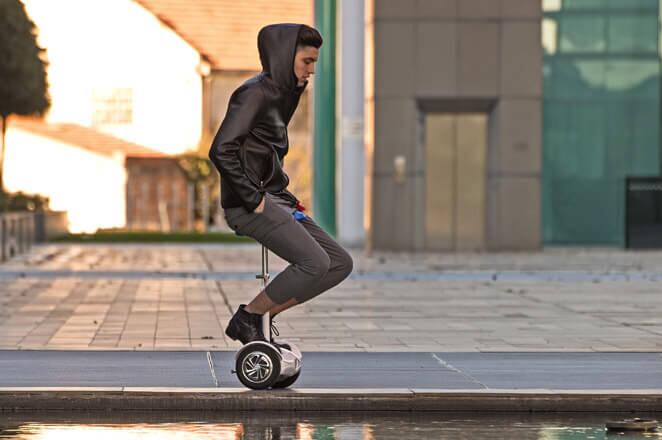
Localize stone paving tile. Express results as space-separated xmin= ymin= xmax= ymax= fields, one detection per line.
xmin=1 ymin=244 xmax=662 ymax=351
xmin=6 ymin=243 xmax=662 ymax=273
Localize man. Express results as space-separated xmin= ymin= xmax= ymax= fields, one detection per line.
xmin=208 ymin=23 xmax=353 ymax=346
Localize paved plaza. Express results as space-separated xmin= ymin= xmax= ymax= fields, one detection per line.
xmin=0 ymin=243 xmax=661 ymax=352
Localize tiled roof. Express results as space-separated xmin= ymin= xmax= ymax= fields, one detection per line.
xmin=11 ymin=116 xmax=167 ymax=158
xmin=133 ymin=0 xmax=313 ymax=71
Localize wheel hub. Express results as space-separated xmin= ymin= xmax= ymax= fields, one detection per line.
xmin=241 ymin=351 xmax=273 ymax=383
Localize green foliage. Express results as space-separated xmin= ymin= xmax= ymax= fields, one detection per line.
xmin=0 ymin=0 xmax=51 ymax=197
xmin=176 ymin=154 xmax=220 ymax=222
xmin=0 ymin=190 xmax=49 ymax=212
xmin=176 ymin=154 xmax=216 ymax=184
xmin=54 ymin=230 xmax=252 ymax=243
xmin=0 ymin=0 xmax=50 ymax=118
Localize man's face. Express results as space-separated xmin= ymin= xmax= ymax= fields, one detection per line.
xmin=293 ymin=45 xmax=319 ymax=86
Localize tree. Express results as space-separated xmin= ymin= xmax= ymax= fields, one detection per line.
xmin=177 ymin=154 xmax=219 ymax=226
xmin=0 ymin=0 xmax=51 ymax=197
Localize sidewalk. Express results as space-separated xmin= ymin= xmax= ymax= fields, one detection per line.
xmin=0 ymin=243 xmax=661 ymax=411
xmin=0 ymin=243 xmax=661 ymax=351
xmin=1 ymin=350 xmax=661 ymax=411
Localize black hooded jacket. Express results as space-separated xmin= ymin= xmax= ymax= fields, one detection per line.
xmin=208 ymin=23 xmax=308 ymax=212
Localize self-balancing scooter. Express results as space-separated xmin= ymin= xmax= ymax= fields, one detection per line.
xmin=231 ymin=244 xmax=303 ymax=390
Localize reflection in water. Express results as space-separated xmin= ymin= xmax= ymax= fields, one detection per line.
xmin=0 ymin=412 xmax=661 ymax=439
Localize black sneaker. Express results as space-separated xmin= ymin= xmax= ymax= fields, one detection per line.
xmin=225 ymin=304 xmax=267 ymax=344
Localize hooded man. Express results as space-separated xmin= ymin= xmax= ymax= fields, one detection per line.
xmin=209 ymin=23 xmax=353 ymax=347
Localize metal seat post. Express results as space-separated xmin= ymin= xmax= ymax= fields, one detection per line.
xmin=255 ymin=243 xmax=270 ymax=340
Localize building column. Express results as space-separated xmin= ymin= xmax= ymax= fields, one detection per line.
xmin=314 ymin=0 xmax=337 ymax=236
xmin=337 ymin=0 xmax=365 ymax=248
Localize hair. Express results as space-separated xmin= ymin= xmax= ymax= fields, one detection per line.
xmin=296 ymin=25 xmax=323 ymax=50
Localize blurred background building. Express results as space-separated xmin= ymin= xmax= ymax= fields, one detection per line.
xmin=541 ymin=0 xmax=660 ymax=247
xmin=3 ymin=0 xmax=661 ymax=252
xmin=5 ymin=0 xmax=312 ymax=234
xmin=371 ymin=0 xmax=660 ymax=251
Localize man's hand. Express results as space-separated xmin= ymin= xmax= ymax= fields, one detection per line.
xmin=254 ymin=196 xmax=266 ymax=213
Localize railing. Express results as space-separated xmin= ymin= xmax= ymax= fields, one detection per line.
xmin=0 ymin=212 xmax=35 ymax=262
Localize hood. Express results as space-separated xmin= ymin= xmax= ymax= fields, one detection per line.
xmin=258 ymin=23 xmax=306 ymax=93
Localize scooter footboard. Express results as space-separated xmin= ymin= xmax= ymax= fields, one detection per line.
xmin=277 ymin=342 xmax=302 ymax=377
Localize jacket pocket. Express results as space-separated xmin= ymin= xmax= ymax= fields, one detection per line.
xmin=239 ymin=147 xmax=262 ymax=190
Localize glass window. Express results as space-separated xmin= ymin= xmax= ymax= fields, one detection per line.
xmin=563 ymin=0 xmax=605 ymax=9
xmin=543 ymin=101 xmax=571 ymax=173
xmin=604 ymin=102 xmax=633 ymax=176
xmin=608 ymin=15 xmax=659 ymax=53
xmin=542 ymin=0 xmax=661 ymax=245
xmin=559 ymin=16 xmax=606 ymax=53
xmin=605 ymin=0 xmax=658 ymax=9
xmin=567 ymin=103 xmax=606 ymax=179
xmin=549 ymin=59 xmax=605 ymax=98
xmin=631 ymin=101 xmax=661 ymax=174
xmin=91 ymin=88 xmax=133 ymax=126
xmin=604 ymin=59 xmax=660 ymax=98
xmin=543 ymin=102 xmax=606 ymax=179
xmin=544 ymin=178 xmax=623 ymax=244
xmin=603 ymin=101 xmax=659 ymax=176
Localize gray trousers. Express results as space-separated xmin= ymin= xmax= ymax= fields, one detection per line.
xmin=223 ymin=192 xmax=353 ymax=305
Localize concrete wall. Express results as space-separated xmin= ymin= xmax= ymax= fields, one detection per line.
xmin=5 ymin=128 xmax=128 ymax=234
xmin=372 ymin=0 xmax=542 ymax=251
xmin=125 ymin=157 xmax=193 ymax=231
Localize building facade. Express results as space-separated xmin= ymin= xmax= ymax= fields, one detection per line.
xmin=372 ymin=0 xmax=542 ymax=251
xmin=5 ymin=117 xmax=165 ymax=233
xmin=371 ymin=0 xmax=661 ymax=251
xmin=542 ymin=0 xmax=661 ymax=246
xmin=20 ymin=0 xmax=205 ymax=155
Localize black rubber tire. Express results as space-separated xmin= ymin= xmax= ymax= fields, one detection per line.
xmin=271 ymin=369 xmax=301 ymax=389
xmin=235 ymin=343 xmax=281 ymax=390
